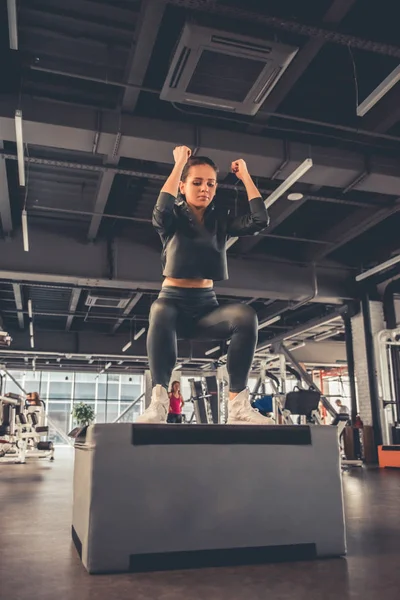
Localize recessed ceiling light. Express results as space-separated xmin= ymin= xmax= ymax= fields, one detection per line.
xmin=287 ymin=193 xmax=304 ymax=201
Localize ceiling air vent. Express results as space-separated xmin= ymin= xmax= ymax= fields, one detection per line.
xmin=85 ymin=293 xmax=131 ymax=310
xmin=160 ymin=24 xmax=298 ymax=116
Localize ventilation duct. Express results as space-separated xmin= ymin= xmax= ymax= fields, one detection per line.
xmin=85 ymin=293 xmax=131 ymax=310
xmin=160 ymin=23 xmax=298 ymax=115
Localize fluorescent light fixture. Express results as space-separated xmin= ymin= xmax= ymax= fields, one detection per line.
xmin=356 ymin=255 xmax=400 ymax=282
xmin=105 ymin=362 xmax=112 ymax=370
xmin=30 ymin=335 xmax=34 ymax=348
xmin=117 ymin=360 xmax=123 ymax=365
xmin=134 ymin=327 xmax=146 ymax=341
xmin=7 ymin=0 xmax=18 ymax=50
xmin=205 ymin=345 xmax=220 ymax=356
xmin=22 ymin=209 xmax=29 ymax=252
xmin=99 ymin=369 xmax=105 ymax=375
xmin=265 ymin=159 xmax=313 ymax=209
xmin=15 ymin=110 xmax=25 ymax=186
xmin=357 ymin=65 xmax=400 ymax=117
xmin=122 ymin=340 xmax=132 ymax=352
xmin=313 ymin=329 xmax=342 ymax=342
xmin=29 ymin=322 xmax=34 ymax=336
xmin=226 ymin=159 xmax=313 ymax=250
xmin=258 ymin=315 xmax=281 ymax=330
xmin=28 ymin=299 xmax=33 ymax=318
xmin=200 ymin=363 xmax=211 ymax=370
xmin=290 ymin=342 xmax=305 ymax=351
xmin=88 ymin=358 xmax=94 ymax=364
xmin=174 ymin=364 xmax=182 ymax=371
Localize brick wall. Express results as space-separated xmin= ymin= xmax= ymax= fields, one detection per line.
xmin=351 ymin=301 xmax=385 ymax=426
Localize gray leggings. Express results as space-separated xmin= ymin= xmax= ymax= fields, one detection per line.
xmin=147 ymin=287 xmax=258 ymax=393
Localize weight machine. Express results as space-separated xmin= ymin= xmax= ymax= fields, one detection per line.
xmin=269 ymin=343 xmax=362 ymax=467
xmin=0 ymin=392 xmax=54 ymax=463
xmin=376 ymin=327 xmax=400 ymax=445
xmin=0 ymin=365 xmax=69 ymax=463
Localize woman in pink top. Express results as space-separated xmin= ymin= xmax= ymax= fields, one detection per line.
xmin=167 ymin=381 xmax=184 ymax=424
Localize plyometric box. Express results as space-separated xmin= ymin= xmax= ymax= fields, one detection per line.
xmin=72 ymin=424 xmax=346 ymax=574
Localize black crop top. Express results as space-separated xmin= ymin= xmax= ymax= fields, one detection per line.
xmin=152 ymin=192 xmax=269 ymax=281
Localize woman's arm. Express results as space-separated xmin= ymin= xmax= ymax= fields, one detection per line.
xmin=153 ymin=146 xmax=192 ymax=236
xmin=227 ymin=159 xmax=269 ymax=236
xmin=161 ymin=146 xmax=191 ymax=195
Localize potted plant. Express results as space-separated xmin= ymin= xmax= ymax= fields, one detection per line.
xmin=72 ymin=402 xmax=95 ymax=428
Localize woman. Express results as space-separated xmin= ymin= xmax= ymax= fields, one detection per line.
xmin=167 ymin=381 xmax=184 ymax=424
xmin=137 ymin=145 xmax=273 ymax=425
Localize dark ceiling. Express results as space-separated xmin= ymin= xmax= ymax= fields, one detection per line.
xmin=1 ymin=0 xmax=399 ymax=371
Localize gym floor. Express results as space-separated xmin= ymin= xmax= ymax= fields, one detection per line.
xmin=1 ymin=449 xmax=400 ymax=600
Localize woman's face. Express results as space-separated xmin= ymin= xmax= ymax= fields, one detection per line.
xmin=179 ymin=164 xmax=217 ymax=212
xmin=173 ymin=382 xmax=180 ymax=394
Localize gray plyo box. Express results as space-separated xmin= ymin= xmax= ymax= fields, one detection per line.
xmin=72 ymin=424 xmax=346 ymax=574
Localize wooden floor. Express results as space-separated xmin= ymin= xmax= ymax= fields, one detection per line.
xmin=1 ymin=448 xmax=400 ymax=600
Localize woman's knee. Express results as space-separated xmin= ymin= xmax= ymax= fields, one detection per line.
xmin=149 ymin=299 xmax=177 ymax=327
xmin=230 ymin=303 xmax=258 ymax=332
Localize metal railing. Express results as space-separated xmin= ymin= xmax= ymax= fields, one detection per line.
xmin=113 ymin=393 xmax=145 ymax=423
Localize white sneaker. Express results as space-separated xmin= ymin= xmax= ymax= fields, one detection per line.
xmin=227 ymin=389 xmax=275 ymax=425
xmin=136 ymin=385 xmax=169 ymax=424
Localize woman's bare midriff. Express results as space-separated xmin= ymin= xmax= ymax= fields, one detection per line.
xmin=163 ymin=277 xmax=213 ymax=289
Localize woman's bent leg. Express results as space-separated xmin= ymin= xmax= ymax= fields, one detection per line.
xmin=196 ymin=303 xmax=257 ymax=392
xmin=137 ymin=299 xmax=178 ymax=424
xmin=196 ymin=303 xmax=274 ymax=425
xmin=147 ymin=298 xmax=179 ymax=389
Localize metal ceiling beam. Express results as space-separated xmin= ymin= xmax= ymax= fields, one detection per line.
xmin=111 ymin=292 xmax=143 ymax=333
xmin=1 ymin=99 xmax=400 ymax=196
xmin=1 ymin=151 xmax=381 ymax=209
xmin=0 ymin=142 xmax=12 ymax=236
xmin=121 ymin=0 xmax=167 ymax=110
xmin=0 ymin=329 xmax=345 ymax=366
xmin=248 ymin=0 xmax=357 ymax=133
xmin=86 ymin=1 xmax=167 ymax=241
xmin=256 ymin=305 xmax=349 ymax=353
xmin=12 ymin=284 xmax=24 ymax=329
xmin=305 ymin=200 xmax=400 ymax=261
xmin=167 ymin=0 xmax=400 ymax=58
xmin=0 ymin=226 xmax=353 ymax=302
xmin=65 ymin=288 xmax=81 ymax=331
xmin=87 ymin=171 xmax=115 ymax=241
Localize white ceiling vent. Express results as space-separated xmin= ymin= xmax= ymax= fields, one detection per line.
xmin=85 ymin=293 xmax=131 ymax=310
xmin=160 ymin=23 xmax=298 ymax=116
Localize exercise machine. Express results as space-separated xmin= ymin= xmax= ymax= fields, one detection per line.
xmin=186 ymin=376 xmax=221 ymax=424
xmin=267 ymin=343 xmax=362 ymax=467
xmin=0 ymin=392 xmax=54 ymax=463
xmin=376 ymin=327 xmax=400 ymax=466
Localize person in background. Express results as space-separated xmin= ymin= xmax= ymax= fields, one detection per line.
xmin=26 ymin=392 xmax=42 ymax=407
xmin=335 ymin=399 xmax=348 ymax=414
xmin=167 ymin=381 xmax=184 ymax=424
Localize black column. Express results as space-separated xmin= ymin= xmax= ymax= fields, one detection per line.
xmin=343 ymin=316 xmax=358 ymax=424
xmin=361 ymin=295 xmax=382 ymax=446
xmin=383 ymin=283 xmax=400 ymax=425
